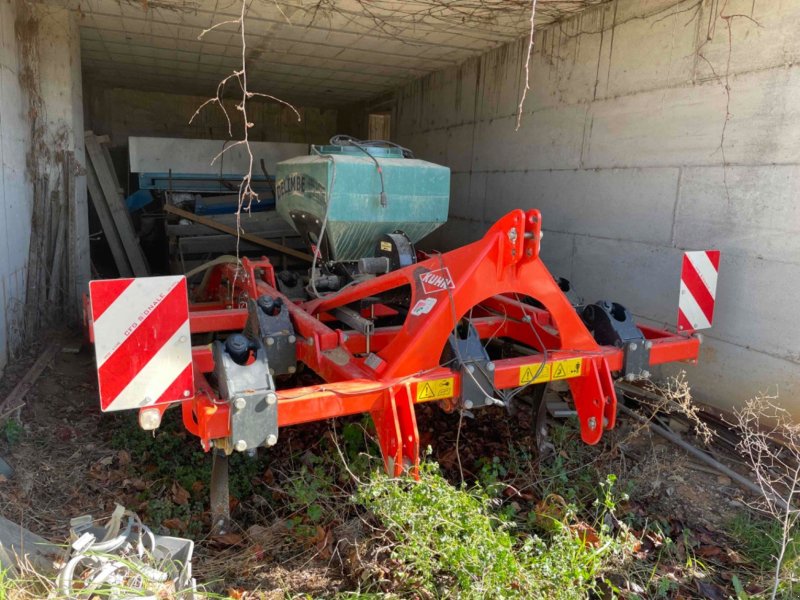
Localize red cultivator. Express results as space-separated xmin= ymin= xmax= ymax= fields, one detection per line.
xmin=86 ymin=208 xmax=701 ymax=530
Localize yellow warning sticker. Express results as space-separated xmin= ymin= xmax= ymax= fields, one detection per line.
xmin=551 ymin=358 xmax=583 ymax=380
xmin=380 ymin=241 xmax=393 ymax=252
xmin=519 ymin=358 xmax=583 ymax=385
xmin=519 ymin=364 xmax=551 ymax=385
xmin=416 ymin=377 xmax=455 ymax=402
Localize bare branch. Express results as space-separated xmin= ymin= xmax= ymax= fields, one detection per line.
xmin=515 ymin=0 xmax=537 ymax=131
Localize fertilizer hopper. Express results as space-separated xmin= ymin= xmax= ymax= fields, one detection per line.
xmin=275 ymin=138 xmax=450 ymax=294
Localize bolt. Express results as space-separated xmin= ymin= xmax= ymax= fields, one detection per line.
xmin=266 ymin=392 xmax=277 ymax=406
xmin=645 ymin=341 xmax=653 ymax=350
xmin=587 ymin=417 xmax=597 ymax=431
xmin=463 ymin=399 xmax=473 ymax=409
xmin=625 ymin=373 xmax=636 ymax=382
xmin=486 ymin=362 xmax=495 ymax=372
xmin=629 ymin=342 xmax=638 ymax=351
xmin=642 ymin=370 xmax=651 ymax=378
xmin=603 ymin=417 xmax=609 ymax=428
xmin=467 ymin=364 xmax=475 ymax=374
xmin=508 ymin=227 xmax=517 ymax=243
xmin=266 ymin=337 xmax=275 ymax=346
xmin=484 ymin=396 xmax=493 ymax=405
xmin=266 ymin=434 xmax=278 ymax=446
xmin=234 ymin=440 xmax=248 ymax=452
xmin=307 ymin=337 xmax=314 ymax=346
xmin=287 ymin=366 xmax=296 ymax=374
xmin=288 ymin=335 xmax=296 ymax=344
xmin=183 ymin=389 xmax=191 ymax=398
xmin=233 ymin=397 xmax=246 ymax=410
xmin=693 ymin=333 xmax=704 ymax=344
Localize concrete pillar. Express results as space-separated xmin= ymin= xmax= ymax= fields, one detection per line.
xmin=0 ymin=0 xmax=33 ymax=375
xmin=32 ymin=2 xmax=90 ymax=320
xmin=0 ymin=1 xmax=88 ymax=376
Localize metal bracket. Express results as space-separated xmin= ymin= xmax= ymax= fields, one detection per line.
xmin=212 ymin=340 xmax=278 ymax=452
xmin=581 ymin=300 xmax=650 ymax=379
xmin=245 ymin=295 xmax=298 ymax=376
xmin=443 ymin=322 xmax=498 ymax=409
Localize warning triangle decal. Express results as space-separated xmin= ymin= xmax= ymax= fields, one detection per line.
xmin=419 ymin=383 xmax=435 ymax=400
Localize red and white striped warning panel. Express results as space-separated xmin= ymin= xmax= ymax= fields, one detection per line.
xmin=89 ymin=276 xmax=194 ymax=412
xmin=677 ymin=250 xmax=720 ymax=332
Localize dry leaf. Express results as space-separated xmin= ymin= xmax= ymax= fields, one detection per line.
xmin=570 ymin=522 xmax=601 ymax=548
xmin=171 ymin=481 xmax=190 ymax=506
xmin=163 ymin=518 xmax=185 ymax=531
xmin=213 ymin=532 xmax=244 ymax=547
xmin=117 ymin=450 xmax=131 ymax=466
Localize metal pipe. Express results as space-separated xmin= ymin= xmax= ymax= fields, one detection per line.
xmin=616 ymin=402 xmax=789 ymax=511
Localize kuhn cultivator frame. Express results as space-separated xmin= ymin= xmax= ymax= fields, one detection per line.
xmin=87 ymin=209 xmax=701 ymax=529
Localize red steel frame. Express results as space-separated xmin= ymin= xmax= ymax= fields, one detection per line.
xmin=88 ymin=209 xmax=701 ymax=476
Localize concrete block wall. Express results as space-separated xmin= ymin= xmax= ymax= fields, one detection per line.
xmin=0 ymin=0 xmax=33 ymax=375
xmin=84 ymin=86 xmax=339 ymax=148
xmin=392 ymin=0 xmax=800 ymax=416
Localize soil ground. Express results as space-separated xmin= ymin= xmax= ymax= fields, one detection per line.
xmin=0 ymin=332 xmax=780 ymax=598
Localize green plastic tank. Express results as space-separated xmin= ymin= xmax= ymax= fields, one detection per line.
xmin=275 ymin=144 xmax=450 ymax=261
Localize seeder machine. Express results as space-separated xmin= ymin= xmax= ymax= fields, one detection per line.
xmin=86 ymin=138 xmax=705 ymax=531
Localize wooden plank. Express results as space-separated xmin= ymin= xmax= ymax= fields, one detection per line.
xmin=164 ymin=204 xmax=313 ymax=262
xmin=0 ymin=344 xmax=59 ymax=415
xmin=177 ymin=233 xmax=303 ymax=255
xmin=85 ymin=154 xmax=133 ymax=277
xmin=84 ymin=132 xmax=149 ymax=276
xmin=167 ymin=222 xmax=296 ymax=238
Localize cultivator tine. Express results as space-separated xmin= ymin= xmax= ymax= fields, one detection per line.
xmin=210 ymin=450 xmax=231 ymax=535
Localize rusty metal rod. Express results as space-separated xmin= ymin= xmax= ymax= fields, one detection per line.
xmin=616 ymin=402 xmax=789 ymax=511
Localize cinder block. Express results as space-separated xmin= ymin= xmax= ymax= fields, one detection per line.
xmin=602 ymin=0 xmax=698 ymax=98
xmin=571 ymin=236 xmax=683 ymax=324
xmin=481 ymin=171 xmax=530 ymax=222
xmin=709 ymin=252 xmax=800 ymax=361
xmin=483 ymin=168 xmax=679 ymax=244
xmin=477 ymin=39 xmax=524 ymax=121
xmin=585 ymin=65 xmax=800 ymax=167
xmin=530 ymin=5 xmax=609 ymax=110
xmin=663 ymin=337 xmax=800 ymax=420
xmin=472 ymin=105 xmax=586 ymax=172
xmin=431 ymin=217 xmax=487 ymax=251
xmin=448 ymin=172 xmax=474 ymax=220
xmin=675 ymin=165 xmax=800 ymax=264
xmin=445 ymin=123 xmax=475 ymax=173
xmin=584 ymin=80 xmax=727 ymax=168
xmin=694 ymin=0 xmax=800 ymax=82
xmin=539 ymin=230 xmax=575 ymax=281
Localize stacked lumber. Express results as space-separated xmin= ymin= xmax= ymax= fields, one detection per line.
xmin=84 ymin=132 xmax=149 ymax=277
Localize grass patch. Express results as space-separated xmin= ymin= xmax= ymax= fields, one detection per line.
xmin=356 ymin=462 xmax=631 ymax=599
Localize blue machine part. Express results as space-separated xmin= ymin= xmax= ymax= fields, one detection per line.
xmin=126 ymin=189 xmax=155 ymax=212
xmin=125 ymin=172 xmax=276 ymax=214
xmin=137 ymin=172 xmax=275 ymax=196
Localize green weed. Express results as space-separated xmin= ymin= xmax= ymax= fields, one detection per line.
xmin=356 ymin=461 xmax=629 ymax=599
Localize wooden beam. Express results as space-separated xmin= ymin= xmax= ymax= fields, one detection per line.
xmin=164 ymin=204 xmax=313 ymax=262
xmin=84 ymin=133 xmax=149 ymax=276
xmin=0 ymin=344 xmax=59 ymax=415
xmin=85 ymin=153 xmax=133 ymax=277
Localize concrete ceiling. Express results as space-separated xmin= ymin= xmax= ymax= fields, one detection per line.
xmin=79 ymin=0 xmax=606 ymax=108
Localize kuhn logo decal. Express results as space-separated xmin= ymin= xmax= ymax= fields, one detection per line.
xmin=419 ymin=268 xmax=455 ymax=294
